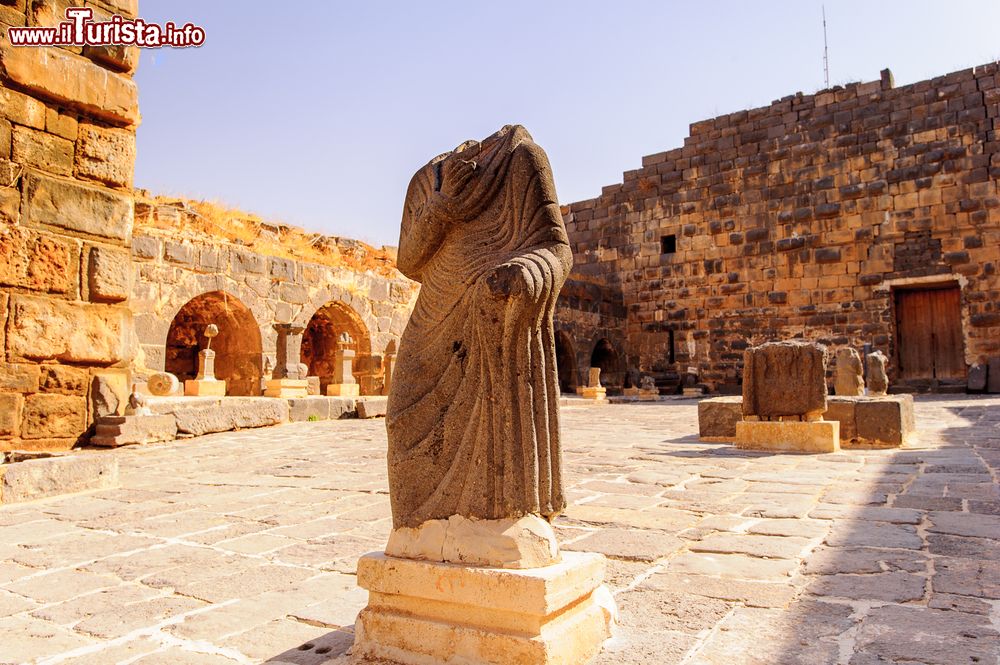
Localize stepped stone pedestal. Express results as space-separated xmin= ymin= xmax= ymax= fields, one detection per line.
xmin=354 ymin=551 xmax=614 ymax=665
xmin=354 ymin=126 xmax=615 ymax=664
xmin=184 ymin=347 xmax=227 ymax=396
xmin=736 ymin=340 xmax=838 ymax=453
xmin=263 ymin=379 xmax=308 ymax=398
xmin=90 ymin=415 xmax=177 ymax=447
xmin=581 ymin=367 xmax=606 ymax=401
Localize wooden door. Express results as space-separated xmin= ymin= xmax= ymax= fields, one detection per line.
xmin=895 ymin=287 xmax=965 ymax=381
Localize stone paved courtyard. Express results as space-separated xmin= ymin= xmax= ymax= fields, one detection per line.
xmin=1 ymin=396 xmax=998 ymax=665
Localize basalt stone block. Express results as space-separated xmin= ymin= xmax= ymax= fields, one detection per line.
xmin=855 ymin=396 xmax=916 ymax=447
xmin=968 ymin=364 xmax=987 ymax=392
xmin=698 ymin=396 xmax=742 ymax=440
xmin=989 ymin=358 xmax=1000 ymax=394
xmin=825 ymin=397 xmax=858 ymax=440
xmin=742 ymin=341 xmax=828 ymax=418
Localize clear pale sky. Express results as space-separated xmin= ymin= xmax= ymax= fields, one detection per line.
xmin=134 ymin=1 xmax=1000 ymax=247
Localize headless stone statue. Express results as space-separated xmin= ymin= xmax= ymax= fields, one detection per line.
xmin=867 ymin=350 xmax=889 ymax=396
xmin=834 ymin=347 xmax=865 ymax=396
xmin=355 ymin=127 xmax=614 ymax=665
xmin=386 ymin=125 xmax=572 ymax=531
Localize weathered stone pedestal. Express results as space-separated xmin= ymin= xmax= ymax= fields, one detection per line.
xmin=735 ymin=340 xmax=838 ymax=453
xmin=263 ymin=378 xmax=308 ymax=398
xmin=184 ymin=378 xmax=226 ymax=396
xmin=699 ymin=394 xmax=915 ymax=450
xmin=354 ymin=551 xmax=614 ymax=665
xmin=185 ymin=346 xmax=227 ymax=396
xmin=326 ymin=382 xmax=360 ymax=397
xmin=90 ymin=414 xmax=177 ymax=447
xmin=735 ymin=419 xmax=840 ymax=453
xmin=580 ymin=367 xmax=607 ymax=401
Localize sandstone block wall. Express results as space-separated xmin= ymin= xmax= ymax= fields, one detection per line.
xmin=557 ymin=63 xmax=1000 ymax=392
xmin=1 ymin=0 xmax=139 ymax=452
xmin=130 ymin=201 xmax=417 ymax=397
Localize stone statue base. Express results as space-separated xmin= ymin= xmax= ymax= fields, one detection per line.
xmin=326 ymin=383 xmax=359 ymax=397
xmin=353 ymin=550 xmax=615 ymax=665
xmin=385 ymin=514 xmax=559 ymax=569
xmin=735 ymin=419 xmax=840 ymax=453
xmin=184 ymin=379 xmax=226 ymax=397
xmin=580 ymin=386 xmax=606 ymax=401
xmin=263 ymin=379 xmax=308 ymax=398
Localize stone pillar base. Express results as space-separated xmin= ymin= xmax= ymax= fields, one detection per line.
xmin=353 ymin=551 xmax=615 ymax=665
xmin=580 ymin=386 xmax=606 ymax=401
xmin=263 ymin=379 xmax=308 ymax=398
xmin=184 ymin=379 xmax=226 ymax=397
xmin=326 ymin=383 xmax=360 ymax=397
xmin=735 ymin=419 xmax=840 ymax=453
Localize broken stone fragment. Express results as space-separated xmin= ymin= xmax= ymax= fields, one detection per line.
xmin=742 ymin=340 xmax=828 ymax=419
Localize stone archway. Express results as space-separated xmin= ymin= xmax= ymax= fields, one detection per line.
xmin=591 ymin=338 xmax=622 ymax=390
xmin=301 ymin=301 xmax=374 ymax=394
xmin=165 ymin=291 xmax=263 ymax=396
xmin=555 ymin=331 xmax=579 ymax=394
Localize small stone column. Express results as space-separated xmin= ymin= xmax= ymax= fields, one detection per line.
xmin=581 ymin=366 xmax=606 ymax=401
xmin=264 ymin=323 xmax=309 ymax=398
xmin=382 ymin=351 xmax=396 ymax=396
xmin=184 ymin=325 xmax=227 ymax=396
xmin=866 ymin=350 xmax=889 ymax=396
xmin=327 ymin=332 xmax=360 ymax=397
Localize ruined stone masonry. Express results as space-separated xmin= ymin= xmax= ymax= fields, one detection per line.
xmin=556 ymin=63 xmax=1000 ymax=394
xmin=130 ymin=197 xmax=416 ymax=401
xmin=1 ymin=0 xmax=140 ymax=453
xmin=0 ymin=0 xmax=418 ymax=454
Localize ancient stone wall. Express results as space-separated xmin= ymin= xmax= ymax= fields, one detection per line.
xmin=558 ymin=63 xmax=1000 ymax=392
xmin=130 ymin=201 xmax=417 ymax=397
xmin=1 ymin=0 xmax=140 ymax=452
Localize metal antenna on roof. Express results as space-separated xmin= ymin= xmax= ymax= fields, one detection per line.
xmin=822 ymin=5 xmax=830 ymax=88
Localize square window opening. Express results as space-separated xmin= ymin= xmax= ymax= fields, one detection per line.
xmin=661 ymin=234 xmax=677 ymax=255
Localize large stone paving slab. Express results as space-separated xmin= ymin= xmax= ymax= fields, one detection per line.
xmin=0 ymin=395 xmax=997 ymax=663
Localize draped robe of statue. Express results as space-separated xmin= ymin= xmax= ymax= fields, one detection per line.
xmin=386 ymin=125 xmax=572 ymax=530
